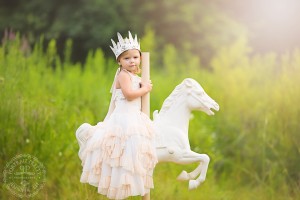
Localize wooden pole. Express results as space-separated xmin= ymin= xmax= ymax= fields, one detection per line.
xmin=141 ymin=52 xmax=151 ymax=200
xmin=141 ymin=52 xmax=150 ymax=117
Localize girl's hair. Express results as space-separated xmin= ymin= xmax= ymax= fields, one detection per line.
xmin=117 ymin=50 xmax=142 ymax=74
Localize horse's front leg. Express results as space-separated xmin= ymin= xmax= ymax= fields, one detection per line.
xmin=175 ymin=151 xmax=210 ymax=190
xmin=177 ymin=162 xmax=203 ymax=181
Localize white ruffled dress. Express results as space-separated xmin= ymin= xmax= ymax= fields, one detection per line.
xmin=76 ymin=70 xmax=157 ymax=199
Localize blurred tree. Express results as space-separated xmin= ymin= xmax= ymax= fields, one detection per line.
xmin=0 ymin=0 xmax=245 ymax=65
xmin=134 ymin=0 xmax=246 ymax=66
xmin=0 ymin=0 xmax=139 ymax=61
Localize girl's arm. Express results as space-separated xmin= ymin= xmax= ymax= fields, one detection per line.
xmin=118 ymin=70 xmax=152 ymax=101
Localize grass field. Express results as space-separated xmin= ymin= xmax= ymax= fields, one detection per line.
xmin=1 ymin=35 xmax=299 ymax=199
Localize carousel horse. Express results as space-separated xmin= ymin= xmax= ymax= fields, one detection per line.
xmin=153 ymin=78 xmax=219 ymax=190
xmin=76 ymin=78 xmax=219 ymax=191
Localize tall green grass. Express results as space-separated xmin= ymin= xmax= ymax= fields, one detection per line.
xmin=1 ymin=32 xmax=299 ymax=199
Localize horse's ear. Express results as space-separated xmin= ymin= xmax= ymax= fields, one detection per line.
xmin=184 ymin=78 xmax=194 ymax=88
xmin=153 ymin=110 xmax=159 ymax=120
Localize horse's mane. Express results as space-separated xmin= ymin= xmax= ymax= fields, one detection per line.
xmin=159 ymin=81 xmax=186 ymax=115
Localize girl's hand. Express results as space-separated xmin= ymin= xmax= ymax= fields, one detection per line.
xmin=118 ymin=71 xmax=152 ymax=100
xmin=141 ymin=80 xmax=153 ymax=93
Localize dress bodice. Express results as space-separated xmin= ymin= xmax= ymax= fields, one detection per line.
xmin=113 ymin=70 xmax=142 ymax=111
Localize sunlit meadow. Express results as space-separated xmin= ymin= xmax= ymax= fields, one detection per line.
xmin=1 ymin=30 xmax=299 ymax=199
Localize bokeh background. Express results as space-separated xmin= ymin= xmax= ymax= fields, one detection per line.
xmin=1 ymin=0 xmax=300 ymax=199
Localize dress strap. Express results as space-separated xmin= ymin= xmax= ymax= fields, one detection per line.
xmin=121 ymin=69 xmax=136 ymax=83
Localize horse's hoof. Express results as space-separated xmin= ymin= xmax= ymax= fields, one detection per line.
xmin=177 ymin=171 xmax=189 ymax=181
xmin=188 ymin=180 xmax=199 ymax=190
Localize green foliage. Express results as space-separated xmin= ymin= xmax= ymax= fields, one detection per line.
xmin=0 ymin=0 xmax=245 ymax=64
xmin=1 ymin=32 xmax=299 ymax=199
xmin=210 ymin=37 xmax=300 ymax=190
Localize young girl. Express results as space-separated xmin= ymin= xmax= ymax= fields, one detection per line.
xmin=76 ymin=31 xmax=157 ymax=199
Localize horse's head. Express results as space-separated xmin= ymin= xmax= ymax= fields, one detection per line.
xmin=183 ymin=78 xmax=219 ymax=115
xmin=156 ymin=78 xmax=219 ymax=118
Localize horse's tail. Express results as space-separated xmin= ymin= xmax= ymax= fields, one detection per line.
xmin=75 ymin=123 xmax=92 ymax=160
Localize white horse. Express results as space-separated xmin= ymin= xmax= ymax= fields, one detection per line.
xmin=153 ymin=78 xmax=219 ymax=190
xmin=76 ymin=78 xmax=219 ymax=191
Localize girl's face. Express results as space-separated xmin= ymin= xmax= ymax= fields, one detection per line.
xmin=118 ymin=49 xmax=141 ymax=73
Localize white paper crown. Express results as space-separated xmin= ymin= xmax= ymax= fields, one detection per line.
xmin=110 ymin=31 xmax=140 ymax=59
